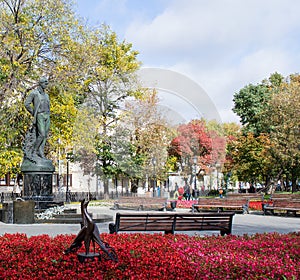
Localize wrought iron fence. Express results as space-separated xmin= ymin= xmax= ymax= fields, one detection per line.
xmin=0 ymin=191 xmax=133 ymax=203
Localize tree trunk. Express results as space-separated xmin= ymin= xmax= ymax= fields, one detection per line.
xmin=291 ymin=169 xmax=297 ymax=193
xmin=103 ymin=178 xmax=109 ymax=199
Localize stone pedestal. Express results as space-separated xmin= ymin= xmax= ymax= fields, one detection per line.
xmin=21 ymin=157 xmax=55 ymax=209
xmin=22 ymin=172 xmax=54 ymax=200
xmin=2 ymin=202 xmax=13 ymax=223
xmin=13 ymin=200 xmax=35 ymax=224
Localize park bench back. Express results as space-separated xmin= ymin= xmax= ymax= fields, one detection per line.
xmin=113 ymin=196 xmax=167 ymax=211
xmin=271 ymin=199 xmax=300 ymax=208
xmin=109 ymin=212 xmax=235 ymax=236
xmin=263 ymin=199 xmax=300 ymax=216
xmin=192 ymin=197 xmax=249 ymax=214
xmin=226 ymin=193 xmax=264 ymax=201
xmin=270 ymin=193 xmax=300 ymax=200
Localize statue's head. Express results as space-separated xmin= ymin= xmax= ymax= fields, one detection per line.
xmin=39 ymin=76 xmax=49 ymax=89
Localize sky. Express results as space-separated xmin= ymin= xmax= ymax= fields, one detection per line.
xmin=75 ymin=0 xmax=300 ymax=124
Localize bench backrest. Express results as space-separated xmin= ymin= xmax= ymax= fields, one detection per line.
xmin=272 ymin=199 xmax=300 ymax=207
xmin=271 ymin=194 xmax=300 ymax=200
xmin=116 ymin=197 xmax=167 ymax=203
xmin=115 ymin=213 xmax=174 ymax=232
xmin=227 ymin=193 xmax=264 ymax=201
xmin=114 ymin=212 xmax=235 ymax=234
xmin=197 ymin=198 xmax=248 ymax=206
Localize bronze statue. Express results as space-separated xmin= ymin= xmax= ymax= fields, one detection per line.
xmin=64 ymin=199 xmax=118 ymax=263
xmin=23 ymin=77 xmax=50 ymax=163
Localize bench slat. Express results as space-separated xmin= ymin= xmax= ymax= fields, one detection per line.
xmin=192 ymin=198 xmax=249 ymax=214
xmin=263 ymin=199 xmax=300 ymax=216
xmin=114 ymin=197 xmax=167 ymax=211
xmin=109 ymin=212 xmax=235 ymax=236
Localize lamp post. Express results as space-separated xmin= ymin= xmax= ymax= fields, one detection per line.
xmin=66 ymin=153 xmax=73 ymax=203
xmin=198 ymin=169 xmax=205 ymax=195
xmin=181 ymin=157 xmax=188 ymax=185
xmin=193 ymin=156 xmax=197 ymax=191
xmin=57 ymin=138 xmax=61 ymax=192
xmin=215 ymin=162 xmax=221 ymax=189
xmin=152 ymin=157 xmax=157 ymax=197
xmin=66 ymin=158 xmax=70 ymax=203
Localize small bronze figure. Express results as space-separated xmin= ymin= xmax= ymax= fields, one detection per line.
xmin=64 ymin=199 xmax=118 ymax=263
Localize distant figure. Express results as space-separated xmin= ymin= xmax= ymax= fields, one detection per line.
xmin=131 ymin=183 xmax=138 ymax=196
xmin=173 ymin=183 xmax=179 ymax=199
xmin=24 ymin=77 xmax=50 ymax=161
xmin=184 ymin=184 xmax=191 ymax=200
xmin=219 ymin=188 xmax=224 ymax=198
xmin=156 ymin=185 xmax=160 ymax=197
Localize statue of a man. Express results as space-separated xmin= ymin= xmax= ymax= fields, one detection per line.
xmin=24 ymin=77 xmax=50 ymax=159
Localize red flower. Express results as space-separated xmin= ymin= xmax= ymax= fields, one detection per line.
xmin=0 ymin=232 xmax=298 ymax=279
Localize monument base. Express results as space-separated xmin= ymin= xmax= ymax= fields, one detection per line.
xmin=21 ymin=158 xmax=55 ymax=173
xmin=21 ymin=155 xmax=55 ymax=203
xmin=22 ymin=170 xmax=55 ymax=209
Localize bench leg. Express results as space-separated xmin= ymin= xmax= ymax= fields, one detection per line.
xmin=242 ymin=205 xmax=249 ymax=214
xmin=109 ymin=223 xmax=117 ymax=234
xmin=220 ymin=229 xmax=230 ymax=236
xmin=113 ymin=203 xmax=119 ymax=210
xmin=287 ymin=210 xmax=297 ymax=217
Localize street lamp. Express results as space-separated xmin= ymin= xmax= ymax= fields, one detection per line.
xmin=215 ymin=162 xmax=221 ymax=189
xmin=193 ymin=156 xmax=198 ymax=191
xmin=66 ymin=153 xmax=73 ymax=203
xmin=181 ymin=157 xmax=188 ymax=185
xmin=152 ymin=157 xmax=157 ymax=197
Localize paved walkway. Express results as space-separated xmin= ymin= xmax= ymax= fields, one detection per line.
xmin=0 ymin=205 xmax=299 ymax=237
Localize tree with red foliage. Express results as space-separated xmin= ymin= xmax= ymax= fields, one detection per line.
xmin=169 ymin=120 xmax=215 ymax=166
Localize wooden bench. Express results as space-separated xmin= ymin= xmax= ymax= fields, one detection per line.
xmin=270 ymin=193 xmax=300 ymax=200
xmin=113 ymin=197 xmax=167 ymax=211
xmin=263 ymin=199 xmax=300 ymax=216
xmin=226 ymin=193 xmax=264 ymax=201
xmin=191 ymin=198 xmax=249 ymax=214
xmin=109 ymin=212 xmax=235 ymax=236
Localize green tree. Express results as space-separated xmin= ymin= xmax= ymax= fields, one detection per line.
xmin=221 ymin=122 xmax=242 ymax=185
xmin=233 ymin=72 xmax=284 ymax=136
xmin=0 ymin=0 xmax=83 ymax=177
xmin=231 ymin=132 xmax=275 ymax=186
xmin=120 ymin=90 xmax=176 ymax=186
xmin=265 ymin=74 xmax=300 ymax=192
xmin=76 ymin=26 xmax=141 ymax=197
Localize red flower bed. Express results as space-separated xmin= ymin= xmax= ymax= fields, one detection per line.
xmin=172 ymin=199 xmax=272 ymax=211
xmin=248 ymin=200 xmax=273 ymax=210
xmin=249 ymin=200 xmax=263 ymax=210
xmin=0 ymin=232 xmax=299 ymax=279
xmin=174 ymin=199 xmax=196 ymax=208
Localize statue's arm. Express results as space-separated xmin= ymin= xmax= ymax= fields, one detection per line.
xmin=24 ymin=92 xmax=34 ymax=115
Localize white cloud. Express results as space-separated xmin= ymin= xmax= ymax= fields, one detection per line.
xmin=76 ymin=0 xmax=300 ymax=123
xmin=123 ymin=0 xmax=300 ymax=123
